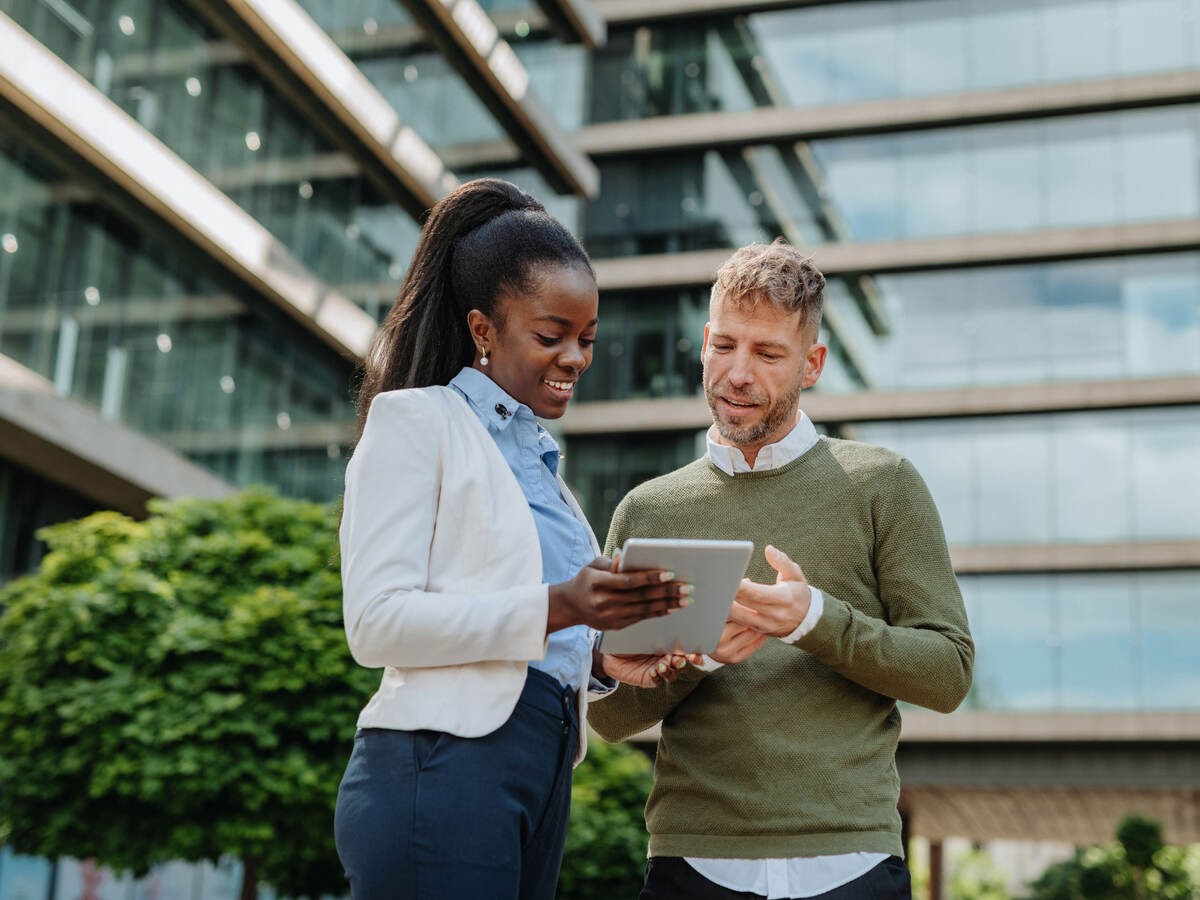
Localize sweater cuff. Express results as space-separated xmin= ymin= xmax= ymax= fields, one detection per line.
xmin=792 ymin=587 xmax=852 ymax=656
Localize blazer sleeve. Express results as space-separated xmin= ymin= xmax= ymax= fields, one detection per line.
xmin=339 ymin=390 xmax=549 ymax=669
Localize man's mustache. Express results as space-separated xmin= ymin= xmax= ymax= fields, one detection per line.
xmin=711 ymin=388 xmax=768 ymax=406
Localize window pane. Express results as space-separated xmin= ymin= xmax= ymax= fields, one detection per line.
xmin=852 ymin=408 xmax=1200 ymax=545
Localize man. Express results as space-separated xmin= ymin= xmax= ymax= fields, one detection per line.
xmin=588 ymin=240 xmax=974 ymax=900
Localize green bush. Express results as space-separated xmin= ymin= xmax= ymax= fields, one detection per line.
xmin=560 ymin=738 xmax=654 ymax=900
xmin=950 ymin=847 xmax=1010 ymax=900
xmin=0 ymin=490 xmax=377 ymax=900
xmin=1027 ymin=815 xmax=1200 ymax=900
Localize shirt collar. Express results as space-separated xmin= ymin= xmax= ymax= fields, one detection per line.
xmin=448 ymin=366 xmax=528 ymax=433
xmin=706 ymin=410 xmax=820 ymax=476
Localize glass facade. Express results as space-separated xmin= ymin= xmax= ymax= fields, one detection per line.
xmin=585 ymin=104 xmax=1200 ymax=254
xmin=297 ymin=0 xmax=587 ymax=151
xmin=583 ymin=147 xmax=831 ymax=257
xmin=961 ymin=570 xmax=1200 ymax=711
xmin=869 ymin=254 xmax=1200 ymax=389
xmin=565 ymin=430 xmax=704 ymax=535
xmin=0 ymin=128 xmax=355 ymax=504
xmin=1 ymin=0 xmax=417 ymax=301
xmin=590 ymin=0 xmax=1200 ymax=122
xmin=812 ymin=105 xmax=1200 ymax=242
xmin=850 ymin=407 xmax=1200 ymax=546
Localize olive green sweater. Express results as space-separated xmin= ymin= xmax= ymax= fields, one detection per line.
xmin=588 ymin=437 xmax=974 ymax=860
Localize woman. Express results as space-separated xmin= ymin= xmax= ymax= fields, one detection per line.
xmin=335 ymin=178 xmax=693 ymax=900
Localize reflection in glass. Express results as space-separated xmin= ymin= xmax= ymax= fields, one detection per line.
xmin=297 ymin=0 xmax=586 ymax=146
xmin=3 ymin=0 xmax=411 ymax=305
xmin=587 ymin=148 xmax=829 ymax=258
xmin=589 ymin=0 xmax=1200 ymax=122
xmin=565 ymin=431 xmax=704 ymax=536
xmin=960 ymin=570 xmax=1200 ymax=712
xmin=586 ymin=106 xmax=1200 ymax=255
xmin=851 ymin=407 xmax=1200 ymax=545
xmin=0 ymin=129 xmax=355 ymax=502
xmin=868 ymin=254 xmax=1200 ymax=390
xmin=811 ymin=106 xmax=1200 ymax=242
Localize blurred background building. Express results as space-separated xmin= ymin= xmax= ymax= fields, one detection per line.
xmin=0 ymin=0 xmax=1198 ymax=897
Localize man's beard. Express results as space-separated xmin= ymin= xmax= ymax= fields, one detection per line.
xmin=704 ymin=368 xmax=805 ymax=447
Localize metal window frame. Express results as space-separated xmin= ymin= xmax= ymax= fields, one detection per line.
xmin=0 ymin=12 xmax=377 ymax=361
xmin=397 ymin=0 xmax=599 ymax=197
xmin=558 ymin=375 xmax=1200 ymax=434
xmin=189 ymin=0 xmax=455 ymax=219
xmin=535 ymin=0 xmax=607 ymax=46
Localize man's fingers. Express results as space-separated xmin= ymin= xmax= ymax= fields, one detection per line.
xmin=765 ymin=544 xmax=805 ymax=583
xmin=735 ymin=578 xmax=787 ymax=609
xmin=727 ymin=601 xmax=765 ymax=628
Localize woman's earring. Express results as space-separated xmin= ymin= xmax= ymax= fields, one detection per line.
xmin=479 ymin=347 xmax=489 ymax=367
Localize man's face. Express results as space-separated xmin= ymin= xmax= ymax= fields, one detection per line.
xmin=701 ymin=295 xmax=827 ymax=451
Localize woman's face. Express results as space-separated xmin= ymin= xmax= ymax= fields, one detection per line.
xmin=469 ymin=264 xmax=599 ymax=419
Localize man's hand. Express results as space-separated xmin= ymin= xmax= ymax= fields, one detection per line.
xmin=709 ymin=620 xmax=768 ymax=664
xmin=600 ymin=653 xmax=700 ymax=688
xmin=728 ymin=545 xmax=812 ymax=638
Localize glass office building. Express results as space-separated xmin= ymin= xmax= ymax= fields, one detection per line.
xmin=1 ymin=0 xmax=1197 ymax=896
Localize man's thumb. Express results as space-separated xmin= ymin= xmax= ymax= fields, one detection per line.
xmin=766 ymin=544 xmax=806 ymax=582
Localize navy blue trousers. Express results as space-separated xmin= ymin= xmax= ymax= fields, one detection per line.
xmin=334 ymin=669 xmax=579 ymax=900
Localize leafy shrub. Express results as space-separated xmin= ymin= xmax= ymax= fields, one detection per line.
xmin=0 ymin=490 xmax=377 ymax=899
xmin=560 ymin=738 xmax=654 ymax=900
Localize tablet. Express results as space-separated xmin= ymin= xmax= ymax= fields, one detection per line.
xmin=601 ymin=538 xmax=754 ymax=655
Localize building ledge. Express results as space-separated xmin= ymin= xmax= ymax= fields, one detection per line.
xmin=0 ymin=355 xmax=233 ymax=516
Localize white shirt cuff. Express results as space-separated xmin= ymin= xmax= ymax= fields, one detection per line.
xmin=781 ymin=587 xmax=823 ymax=644
xmin=695 ymin=654 xmax=725 ymax=672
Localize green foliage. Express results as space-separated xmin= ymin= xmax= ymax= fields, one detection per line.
xmin=0 ymin=489 xmax=378 ymax=899
xmin=1120 ymin=816 xmax=1167 ymax=872
xmin=559 ymin=738 xmax=654 ymax=900
xmin=950 ymin=847 xmax=1010 ymax=900
xmin=1027 ymin=815 xmax=1200 ymax=900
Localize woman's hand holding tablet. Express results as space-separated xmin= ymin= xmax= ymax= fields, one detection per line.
xmin=546 ymin=556 xmax=691 ymax=634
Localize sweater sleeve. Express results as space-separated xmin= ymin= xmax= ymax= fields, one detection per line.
xmin=792 ymin=456 xmax=974 ymax=713
xmin=339 ymin=391 xmax=549 ymax=670
xmin=586 ymin=494 xmax=710 ymax=742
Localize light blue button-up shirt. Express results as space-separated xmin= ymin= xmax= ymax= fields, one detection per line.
xmin=449 ymin=367 xmax=600 ymax=692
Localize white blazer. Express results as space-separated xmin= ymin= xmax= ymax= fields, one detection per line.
xmin=339 ymin=385 xmax=601 ymax=763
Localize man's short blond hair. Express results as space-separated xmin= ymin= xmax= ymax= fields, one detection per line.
xmin=710 ymin=238 xmax=825 ymax=333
